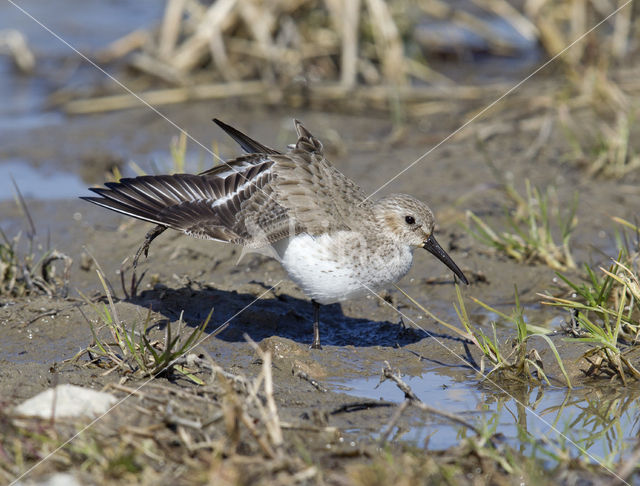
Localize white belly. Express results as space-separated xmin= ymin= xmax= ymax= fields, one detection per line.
xmin=274 ymin=232 xmax=414 ymax=305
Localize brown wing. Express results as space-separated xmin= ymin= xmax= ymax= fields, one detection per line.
xmin=271 ymin=120 xmax=372 ymax=235
xmin=81 ymin=155 xmax=297 ymax=246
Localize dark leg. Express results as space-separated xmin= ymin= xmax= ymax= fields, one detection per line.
xmin=311 ymin=300 xmax=322 ymax=350
xmin=132 ymin=224 xmax=168 ymax=270
xmin=127 ymin=225 xmax=168 ymax=298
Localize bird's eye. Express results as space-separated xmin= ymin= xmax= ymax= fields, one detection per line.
xmin=405 ymin=215 xmax=415 ymax=225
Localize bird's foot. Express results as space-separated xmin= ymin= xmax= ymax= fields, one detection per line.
xmin=132 ymin=224 xmax=167 ymax=270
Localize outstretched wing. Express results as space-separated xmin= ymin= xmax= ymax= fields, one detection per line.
xmin=81 ymin=155 xmax=295 ymax=246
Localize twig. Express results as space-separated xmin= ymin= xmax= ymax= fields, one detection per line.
xmin=41 ymin=250 xmax=72 ymax=298
xmin=411 ymin=400 xmax=480 ymax=436
xmin=26 ymin=309 xmax=58 ymax=326
xmin=381 ymin=362 xmax=419 ymax=401
xmin=380 ymin=362 xmax=481 ymax=440
xmin=164 ymin=412 xmax=203 ymax=430
xmin=293 ymin=368 xmax=327 ymax=393
xmin=330 ymin=401 xmax=394 ymax=415
xmin=378 ymin=399 xmax=410 ymax=445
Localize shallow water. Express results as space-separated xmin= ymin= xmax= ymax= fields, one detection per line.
xmin=0 ymin=159 xmax=87 ymax=200
xmin=334 ymin=371 xmax=640 ymax=464
xmin=0 ymin=0 xmax=163 ymax=132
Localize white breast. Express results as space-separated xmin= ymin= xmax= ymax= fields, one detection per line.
xmin=273 ymin=232 xmax=414 ymax=305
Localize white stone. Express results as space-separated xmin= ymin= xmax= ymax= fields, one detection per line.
xmin=14 ymin=384 xmax=118 ymax=419
xmin=15 ymin=472 xmax=83 ymax=486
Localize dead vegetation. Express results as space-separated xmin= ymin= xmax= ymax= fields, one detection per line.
xmin=2 ymin=344 xmax=313 ymax=484
xmin=2 ymin=353 xmax=613 ymax=485
xmin=41 ymin=0 xmax=640 ymax=188
xmin=0 ymin=187 xmax=71 ymax=298
xmin=54 ymin=0 xmax=640 ymax=119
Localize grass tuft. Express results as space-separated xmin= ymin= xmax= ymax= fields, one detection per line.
xmin=396 ymin=284 xmax=571 ymax=387
xmin=540 ymin=218 xmax=640 ymax=383
xmin=1 ymin=185 xmax=71 ymax=297
xmin=466 ymin=179 xmax=578 ymax=271
xmin=77 ymin=262 xmax=210 ymax=385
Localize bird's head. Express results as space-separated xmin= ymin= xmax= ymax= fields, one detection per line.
xmin=375 ymin=194 xmax=469 ymax=284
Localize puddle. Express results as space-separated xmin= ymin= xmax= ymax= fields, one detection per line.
xmin=0 ymin=149 xmax=217 ymax=203
xmin=0 ymin=58 xmax=63 ymax=131
xmin=0 ymin=1 xmax=163 ymax=55
xmin=0 ymin=1 xmax=164 ymax=132
xmin=0 ymin=159 xmax=88 ymax=200
xmin=331 ymin=371 xmax=481 ymax=450
xmin=333 ymin=370 xmax=640 ymax=464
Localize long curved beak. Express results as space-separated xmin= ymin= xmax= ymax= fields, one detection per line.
xmin=422 ymin=235 xmax=469 ymax=285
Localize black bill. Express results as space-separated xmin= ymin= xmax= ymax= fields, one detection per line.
xmin=422 ymin=235 xmax=469 ymax=285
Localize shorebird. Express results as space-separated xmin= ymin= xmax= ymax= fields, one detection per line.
xmin=82 ymin=119 xmax=468 ymax=348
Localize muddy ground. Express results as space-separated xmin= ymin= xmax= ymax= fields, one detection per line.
xmin=2 ymin=79 xmax=640 ymax=484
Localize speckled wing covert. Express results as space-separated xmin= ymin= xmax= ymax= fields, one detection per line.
xmin=81 ymin=119 xmax=372 ymax=247
xmin=269 ymin=120 xmax=372 ymax=236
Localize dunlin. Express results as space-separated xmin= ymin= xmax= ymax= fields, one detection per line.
xmin=82 ymin=119 xmax=468 ymax=348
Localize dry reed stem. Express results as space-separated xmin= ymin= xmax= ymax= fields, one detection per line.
xmin=129 ymin=52 xmax=185 ymax=85
xmin=96 ymin=29 xmax=151 ymax=64
xmin=159 ymin=0 xmax=186 ymax=60
xmin=0 ymin=29 xmax=35 ymax=72
xmin=172 ymin=0 xmax=238 ymax=73
xmin=611 ymin=0 xmax=632 ymax=60
xmin=365 ymin=0 xmax=406 ymax=86
xmin=246 ymin=337 xmax=284 ymax=455
xmin=59 ymin=0 xmax=639 ymax=117
xmin=63 ymin=81 xmax=266 ymax=114
xmin=329 ymin=0 xmax=361 ymax=89
xmin=63 ymin=79 xmax=511 ymax=115
xmin=473 ymin=0 xmax=538 ymax=41
xmin=237 ymin=0 xmax=277 ymax=63
xmin=569 ymin=0 xmax=587 ymax=64
xmin=208 ymin=27 xmax=236 ymax=81
xmin=261 ymin=350 xmax=284 ymax=453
